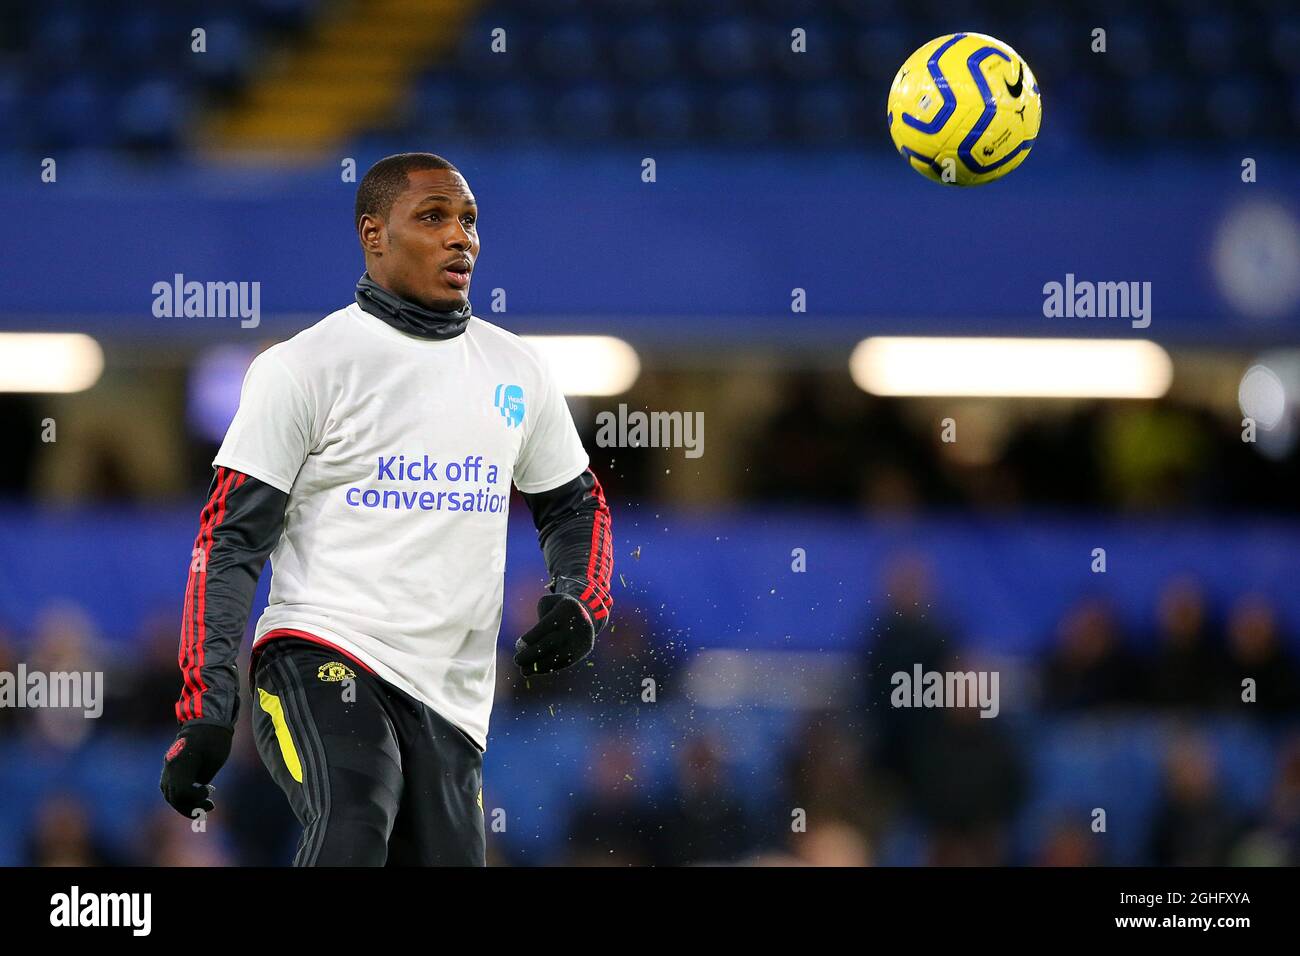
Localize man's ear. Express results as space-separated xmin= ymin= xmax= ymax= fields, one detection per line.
xmin=358 ymin=213 xmax=385 ymax=255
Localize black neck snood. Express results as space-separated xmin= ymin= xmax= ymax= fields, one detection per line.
xmin=355 ymin=272 xmax=472 ymax=341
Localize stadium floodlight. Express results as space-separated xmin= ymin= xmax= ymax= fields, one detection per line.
xmin=849 ymin=336 xmax=1173 ymax=399
xmin=0 ymin=333 xmax=104 ymax=393
xmin=522 ymin=335 xmax=640 ymax=396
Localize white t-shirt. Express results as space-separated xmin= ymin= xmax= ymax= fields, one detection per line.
xmin=214 ymin=302 xmax=589 ymax=749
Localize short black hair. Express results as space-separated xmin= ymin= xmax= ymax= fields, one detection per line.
xmin=354 ymin=153 xmax=458 ymax=231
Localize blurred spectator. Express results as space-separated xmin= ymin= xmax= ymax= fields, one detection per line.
xmin=1097 ymin=403 xmax=1214 ymax=511
xmin=743 ymin=371 xmax=865 ymax=505
xmin=0 ymin=626 xmax=20 ymax=733
xmin=136 ymin=806 xmax=234 ymax=867
xmin=1222 ymin=594 xmax=1300 ymax=716
xmin=741 ymin=818 xmax=872 ymax=867
xmin=1148 ymin=576 xmax=1223 ymax=710
xmin=219 ymin=721 xmax=300 ymax=866
xmin=1034 ymin=816 xmax=1104 ymax=867
xmin=1231 ymin=733 xmax=1300 ymax=866
xmin=650 ymin=735 xmax=754 ymax=865
xmin=1043 ymin=598 xmax=1145 ymax=710
xmin=1147 ymin=734 xmax=1244 ymax=866
xmin=106 ymin=608 xmax=188 ymax=731
xmin=24 ymin=794 xmax=122 ymax=866
xmin=26 ymin=602 xmax=104 ymax=749
xmin=794 ymin=820 xmax=872 ymax=866
xmin=782 ymin=713 xmax=880 ymax=847
xmin=0 ymin=394 xmax=42 ymax=494
xmin=562 ymin=739 xmax=658 ymax=865
xmin=901 ymin=683 xmax=1028 ymax=866
xmin=861 ymin=554 xmax=954 ymax=775
xmin=999 ymin=407 xmax=1103 ymax=509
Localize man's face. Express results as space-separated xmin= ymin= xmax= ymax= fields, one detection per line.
xmin=361 ymin=168 xmax=479 ymax=312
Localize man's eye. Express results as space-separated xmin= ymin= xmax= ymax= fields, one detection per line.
xmin=462 ymin=216 xmax=476 ymax=226
xmin=423 ymin=213 xmax=440 ymax=222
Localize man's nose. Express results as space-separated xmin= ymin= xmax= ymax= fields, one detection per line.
xmin=446 ymin=224 xmax=472 ymax=249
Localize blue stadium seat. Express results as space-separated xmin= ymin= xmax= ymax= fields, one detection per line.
xmin=40 ymin=77 xmax=115 ymax=150
xmin=847 ymin=25 xmax=912 ymax=82
xmin=1273 ymin=16 xmax=1300 ymax=73
xmin=712 ymin=83 xmax=778 ymax=143
xmin=548 ymin=83 xmax=619 ymax=141
xmin=692 ymin=17 xmax=764 ymax=78
xmin=0 ymin=70 xmax=25 ymax=148
xmin=1123 ymin=75 xmax=1187 ymax=141
xmin=630 ymin=84 xmax=697 ymax=140
xmin=476 ymin=82 xmax=547 ymax=139
xmin=7 ymin=0 xmax=1297 ymax=154
xmin=533 ymin=21 xmax=603 ymax=79
xmin=30 ymin=8 xmax=94 ymax=71
xmin=117 ymin=79 xmax=189 ymax=150
xmin=793 ymin=84 xmax=858 ymax=144
xmin=1206 ymin=76 xmax=1265 ymax=139
xmin=612 ymin=21 xmax=681 ymax=80
xmin=190 ymin=18 xmax=256 ymax=88
xmin=1183 ymin=13 xmax=1239 ymax=76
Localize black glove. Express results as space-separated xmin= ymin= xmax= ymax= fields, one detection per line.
xmin=160 ymin=722 xmax=233 ymax=817
xmin=514 ymin=593 xmax=596 ymax=676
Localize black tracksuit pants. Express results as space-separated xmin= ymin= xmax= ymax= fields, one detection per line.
xmin=251 ymin=637 xmax=485 ymax=866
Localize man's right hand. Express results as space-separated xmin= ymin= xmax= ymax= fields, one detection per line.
xmin=159 ymin=723 xmax=233 ymax=817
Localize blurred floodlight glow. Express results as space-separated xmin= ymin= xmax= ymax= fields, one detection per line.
xmin=0 ymin=333 xmax=104 ymax=392
xmin=850 ymin=337 xmax=1173 ymax=398
xmin=189 ymin=344 xmax=258 ymax=443
xmin=1212 ymin=202 xmax=1300 ymax=319
xmin=523 ymin=336 xmax=640 ymax=396
xmin=1238 ymin=364 xmax=1287 ymax=430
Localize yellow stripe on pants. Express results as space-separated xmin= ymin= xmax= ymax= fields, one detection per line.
xmin=258 ymin=687 xmax=303 ymax=784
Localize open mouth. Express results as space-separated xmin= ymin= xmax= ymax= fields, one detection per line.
xmin=443 ymin=262 xmax=471 ymax=289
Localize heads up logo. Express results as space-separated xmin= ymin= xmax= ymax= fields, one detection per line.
xmin=494 ymin=384 xmax=525 ymax=428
